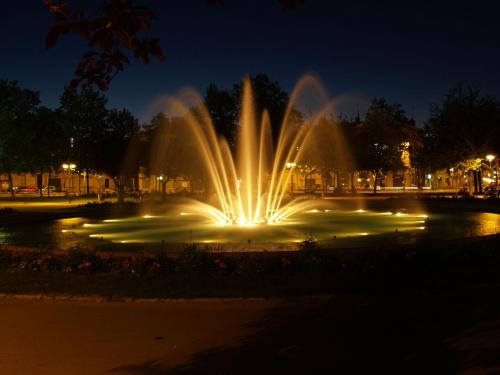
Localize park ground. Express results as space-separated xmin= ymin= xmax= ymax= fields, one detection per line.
xmin=1 ymin=195 xmax=500 ymax=374
xmin=1 ymin=291 xmax=500 ymax=375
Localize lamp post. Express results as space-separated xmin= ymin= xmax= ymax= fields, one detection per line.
xmin=486 ymin=154 xmax=497 ymax=190
xmin=486 ymin=154 xmax=495 ymax=170
xmin=486 ymin=154 xmax=496 ymax=189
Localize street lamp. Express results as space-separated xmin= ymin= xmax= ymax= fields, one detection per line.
xmin=486 ymin=154 xmax=495 ymax=169
xmin=486 ymin=154 xmax=497 ymax=189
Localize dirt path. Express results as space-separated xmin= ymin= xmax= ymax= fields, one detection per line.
xmin=0 ymin=297 xmax=278 ymax=375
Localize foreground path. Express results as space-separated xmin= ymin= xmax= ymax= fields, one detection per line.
xmin=2 ymin=293 xmax=500 ymax=374
xmin=0 ymin=297 xmax=279 ymax=375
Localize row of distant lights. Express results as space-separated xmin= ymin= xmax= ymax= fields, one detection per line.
xmin=307 ymin=208 xmax=428 ymax=217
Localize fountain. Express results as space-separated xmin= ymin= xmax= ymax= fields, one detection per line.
xmin=148 ymin=74 xmax=353 ymax=226
xmin=72 ymin=75 xmax=436 ymax=248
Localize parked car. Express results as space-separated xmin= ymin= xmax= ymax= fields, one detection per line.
xmin=14 ymin=185 xmax=38 ymax=193
xmin=42 ymin=185 xmax=57 ymax=193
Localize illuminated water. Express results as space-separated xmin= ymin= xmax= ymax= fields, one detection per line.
xmin=74 ymin=208 xmax=428 ymax=244
xmin=1 ymin=207 xmax=499 ymax=250
xmin=53 ymin=207 xmax=500 ymax=250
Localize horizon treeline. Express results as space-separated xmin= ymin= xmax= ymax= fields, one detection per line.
xmin=1 ymin=74 xmax=499 ymax=199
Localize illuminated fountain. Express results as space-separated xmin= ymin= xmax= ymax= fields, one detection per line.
xmin=148 ymin=74 xmax=352 ymax=226
xmin=72 ymin=75 xmax=437 ymax=247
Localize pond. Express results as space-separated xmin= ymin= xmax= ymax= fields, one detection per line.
xmin=1 ymin=203 xmax=499 ymax=251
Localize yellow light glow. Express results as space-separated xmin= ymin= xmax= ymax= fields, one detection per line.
xmin=486 ymin=154 xmax=496 ymax=162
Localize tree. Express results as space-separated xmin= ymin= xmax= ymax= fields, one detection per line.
xmin=58 ymin=87 xmax=109 ymax=194
xmin=25 ymin=107 xmax=66 ymax=196
xmin=96 ymin=108 xmax=139 ymax=203
xmin=355 ymin=99 xmax=417 ymax=193
xmin=420 ymin=84 xmax=500 ymax=171
xmin=43 ymin=1 xmax=303 ymax=90
xmin=0 ymin=79 xmax=41 ymax=195
xmin=204 ymin=84 xmax=238 ymax=146
xmin=43 ymin=0 xmax=165 ymax=91
xmin=233 ymin=74 xmax=292 ymax=141
xmin=146 ymin=113 xmax=192 ymax=202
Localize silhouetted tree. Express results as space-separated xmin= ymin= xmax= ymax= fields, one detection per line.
xmin=204 ymin=84 xmax=238 ymax=146
xmin=59 ymin=87 xmax=109 ymax=194
xmin=97 ymin=108 xmax=139 ymax=203
xmin=0 ymin=79 xmax=41 ymax=195
xmin=26 ymin=107 xmax=66 ymax=196
xmin=233 ymin=74 xmax=300 ymax=142
xmin=147 ymin=113 xmax=192 ymax=202
xmin=43 ymin=0 xmax=165 ymax=90
xmin=43 ymin=1 xmax=303 ymax=90
xmin=355 ymin=98 xmax=417 ymax=193
xmin=420 ymin=84 xmax=500 ymax=171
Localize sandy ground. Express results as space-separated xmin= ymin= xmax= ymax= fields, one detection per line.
xmin=0 ymin=297 xmax=278 ymax=375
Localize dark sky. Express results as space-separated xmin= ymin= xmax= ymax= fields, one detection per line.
xmin=1 ymin=0 xmax=499 ymax=125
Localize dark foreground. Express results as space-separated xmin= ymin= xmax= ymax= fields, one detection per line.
xmin=1 ymin=236 xmax=500 ymax=373
xmin=2 ymin=194 xmax=500 ymax=374
xmin=1 ymin=289 xmax=499 ymax=374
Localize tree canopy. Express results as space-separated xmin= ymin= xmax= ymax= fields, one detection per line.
xmin=420 ymin=85 xmax=500 ymax=170
xmin=43 ymin=0 xmax=304 ymax=91
xmin=354 ymin=98 xmax=419 ymax=174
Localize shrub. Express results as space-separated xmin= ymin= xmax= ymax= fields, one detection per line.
xmin=299 ymin=237 xmax=321 ymax=252
xmin=0 ymin=207 xmax=18 ymax=215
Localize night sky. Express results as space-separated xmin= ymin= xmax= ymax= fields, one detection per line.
xmin=1 ymin=0 xmax=499 ymax=125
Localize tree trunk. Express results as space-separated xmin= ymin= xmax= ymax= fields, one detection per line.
xmin=161 ymin=178 xmax=170 ymax=203
xmin=5 ymin=160 xmax=14 ymax=197
xmin=320 ymin=171 xmax=325 ymax=197
xmin=86 ymin=169 xmax=90 ymax=195
xmin=478 ymin=170 xmax=483 ymax=194
xmin=373 ymin=170 xmax=378 ymax=194
xmin=39 ymin=169 xmax=43 ymax=197
xmin=114 ymin=176 xmax=126 ymax=204
xmin=47 ymin=171 xmax=51 ymax=197
xmin=350 ymin=172 xmax=357 ymax=194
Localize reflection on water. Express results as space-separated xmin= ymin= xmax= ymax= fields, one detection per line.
xmin=1 ymin=210 xmax=499 ymax=251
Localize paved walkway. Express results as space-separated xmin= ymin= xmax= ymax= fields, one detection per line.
xmin=0 ymin=297 xmax=278 ymax=375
